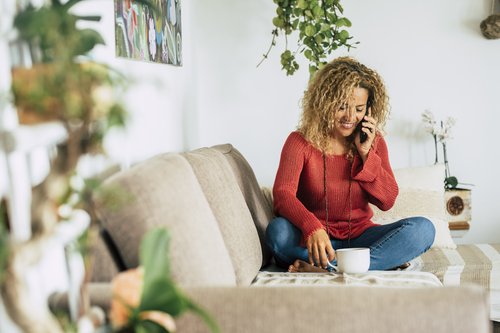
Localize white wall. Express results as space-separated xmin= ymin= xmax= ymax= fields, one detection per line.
xmin=75 ymin=0 xmax=196 ymax=165
xmin=69 ymin=0 xmax=500 ymax=244
xmin=338 ymin=0 xmax=500 ymax=245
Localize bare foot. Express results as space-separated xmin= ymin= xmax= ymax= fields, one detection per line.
xmin=390 ymin=262 xmax=411 ymax=270
xmin=288 ymin=259 xmax=329 ymax=273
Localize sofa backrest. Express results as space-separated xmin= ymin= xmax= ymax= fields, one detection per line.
xmin=211 ymin=144 xmax=274 ymax=266
xmin=94 ymin=153 xmax=238 ymax=286
xmin=93 ymin=144 xmax=271 ymax=287
xmin=182 ymin=146 xmax=263 ymax=285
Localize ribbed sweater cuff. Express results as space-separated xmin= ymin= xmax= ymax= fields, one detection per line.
xmin=351 ymin=150 xmax=381 ymax=182
xmin=302 ymin=222 xmax=324 ymax=244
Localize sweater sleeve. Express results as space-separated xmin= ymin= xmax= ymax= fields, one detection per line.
xmin=350 ymin=135 xmax=399 ymax=211
xmin=273 ymin=133 xmax=324 ymax=240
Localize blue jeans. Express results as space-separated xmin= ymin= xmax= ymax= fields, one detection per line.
xmin=265 ymin=216 xmax=435 ymax=270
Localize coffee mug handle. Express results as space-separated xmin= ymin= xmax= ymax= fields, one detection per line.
xmin=327 ymin=261 xmax=339 ymax=272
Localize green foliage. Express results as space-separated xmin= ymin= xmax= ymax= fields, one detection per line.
xmin=14 ymin=0 xmax=156 ymax=62
xmin=261 ymin=0 xmax=357 ymax=76
xmin=12 ymin=1 xmax=131 ymax=173
xmin=0 ymin=215 xmax=9 ymax=285
xmin=13 ymin=0 xmax=159 ymax=62
xmin=445 ymin=176 xmax=458 ymax=189
xmin=14 ymin=0 xmax=104 ymax=63
xmin=125 ymin=228 xmax=219 ymax=333
xmin=52 ymin=309 xmax=78 ymax=333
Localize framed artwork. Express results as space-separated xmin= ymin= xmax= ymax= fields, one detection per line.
xmin=114 ymin=0 xmax=182 ymax=66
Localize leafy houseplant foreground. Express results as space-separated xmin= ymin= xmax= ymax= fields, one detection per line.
xmin=110 ymin=228 xmax=219 ymax=333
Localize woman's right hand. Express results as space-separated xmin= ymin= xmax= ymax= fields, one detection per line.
xmin=306 ymin=228 xmax=336 ymax=269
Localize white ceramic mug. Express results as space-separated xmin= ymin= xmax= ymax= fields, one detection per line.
xmin=328 ymin=248 xmax=370 ymax=273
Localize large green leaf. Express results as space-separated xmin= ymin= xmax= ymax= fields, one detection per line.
xmin=137 ymin=228 xmax=219 ymax=333
xmin=74 ymin=15 xmax=102 ymax=22
xmin=186 ymin=299 xmax=221 ymax=333
xmin=336 ymin=17 xmax=352 ymax=27
xmin=139 ymin=278 xmax=188 ymax=316
xmin=72 ymin=28 xmax=106 ymax=57
xmin=136 ymin=320 xmax=170 ymax=333
xmin=140 ymin=228 xmax=170 ymax=286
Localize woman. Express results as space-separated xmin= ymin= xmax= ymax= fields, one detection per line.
xmin=266 ymin=57 xmax=435 ymax=272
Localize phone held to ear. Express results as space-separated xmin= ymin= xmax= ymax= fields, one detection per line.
xmin=357 ymin=122 xmax=368 ymax=144
xmin=356 ymin=98 xmax=372 ymax=144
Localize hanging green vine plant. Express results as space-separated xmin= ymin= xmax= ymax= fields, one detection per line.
xmin=259 ymin=0 xmax=357 ymax=76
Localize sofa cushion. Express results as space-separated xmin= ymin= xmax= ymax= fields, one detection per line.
xmin=414 ymin=243 xmax=500 ymax=322
xmin=372 ymin=188 xmax=455 ymax=249
xmin=371 ymin=164 xmax=456 ymax=249
xmin=94 ymin=153 xmax=237 ymax=286
xmin=176 ymin=285 xmax=491 ymax=333
xmin=393 ymin=164 xmax=446 ymax=193
xmin=183 ymin=147 xmax=262 ymax=286
xmin=212 ymin=144 xmax=275 ymax=267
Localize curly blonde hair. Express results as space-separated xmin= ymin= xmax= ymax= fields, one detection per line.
xmin=298 ymin=56 xmax=390 ymax=152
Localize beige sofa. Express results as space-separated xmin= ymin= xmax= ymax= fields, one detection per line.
xmin=79 ymin=144 xmax=492 ymax=333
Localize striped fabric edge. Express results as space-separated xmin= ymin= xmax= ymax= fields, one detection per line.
xmin=413 ymin=243 xmax=500 ymax=322
xmin=251 ymin=270 xmax=442 ymax=288
xmin=476 ymin=244 xmax=500 ymax=323
xmin=415 ymin=244 xmax=500 ymax=289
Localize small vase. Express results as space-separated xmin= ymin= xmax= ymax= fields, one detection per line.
xmin=433 ymin=135 xmax=438 ymax=164
xmin=442 ymin=142 xmax=451 ymax=178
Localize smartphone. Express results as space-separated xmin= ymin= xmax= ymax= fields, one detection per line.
xmin=356 ymin=121 xmax=368 ymax=144
xmin=356 ymin=97 xmax=372 ymax=144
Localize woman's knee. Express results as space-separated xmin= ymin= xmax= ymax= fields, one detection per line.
xmin=266 ymin=217 xmax=304 ymax=266
xmin=409 ymin=216 xmax=436 ymax=250
xmin=265 ymin=217 xmax=295 ymax=250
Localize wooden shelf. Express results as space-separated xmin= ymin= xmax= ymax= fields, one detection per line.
xmin=449 ymin=221 xmax=470 ymax=231
xmin=0 ymin=121 xmax=67 ymax=242
xmin=1 ymin=121 xmax=67 ymax=153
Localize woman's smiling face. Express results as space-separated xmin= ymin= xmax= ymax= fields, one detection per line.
xmin=332 ymin=87 xmax=369 ymax=139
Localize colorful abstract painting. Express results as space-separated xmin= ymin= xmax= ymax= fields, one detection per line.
xmin=114 ymin=0 xmax=182 ymax=65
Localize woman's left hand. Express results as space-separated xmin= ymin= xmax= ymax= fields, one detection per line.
xmin=355 ymin=110 xmax=377 ymax=162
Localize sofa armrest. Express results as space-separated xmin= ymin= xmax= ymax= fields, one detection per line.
xmin=49 ymin=283 xmax=112 ymax=313
xmin=50 ymin=284 xmax=491 ymax=333
xmin=177 ymin=285 xmax=491 ymax=333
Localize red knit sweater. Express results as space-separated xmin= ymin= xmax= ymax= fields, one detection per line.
xmin=273 ymin=131 xmax=399 ymax=244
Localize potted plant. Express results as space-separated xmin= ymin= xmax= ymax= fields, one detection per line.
xmin=12 ymin=0 xmax=128 ymax=173
xmin=421 ymin=110 xmax=473 ymax=234
xmin=109 ymin=228 xmax=219 ymax=333
xmin=2 ymin=1 xmax=218 ymax=332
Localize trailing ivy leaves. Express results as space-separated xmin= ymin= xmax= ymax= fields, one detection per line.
xmin=259 ymin=0 xmax=358 ymax=76
xmin=129 ymin=228 xmax=219 ymax=333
